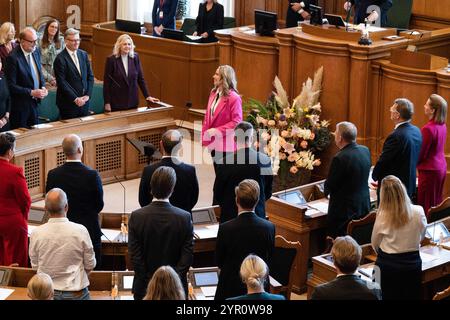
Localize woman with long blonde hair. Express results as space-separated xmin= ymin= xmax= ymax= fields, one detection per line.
xmin=103 ymin=34 xmax=158 ymax=112
xmin=371 ymin=175 xmax=427 ymax=300
xmin=143 ymin=266 xmax=185 ymax=300
xmin=0 ymin=22 xmax=17 ymax=75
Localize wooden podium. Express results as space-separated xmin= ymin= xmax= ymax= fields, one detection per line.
xmin=391 ymin=49 xmax=449 ymax=70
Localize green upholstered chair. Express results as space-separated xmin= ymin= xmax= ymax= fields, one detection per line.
xmin=89 ymin=82 xmax=105 ymax=115
xmin=386 ymin=0 xmax=413 ymax=30
xmin=37 ymin=88 xmax=60 ymax=122
xmin=223 ymin=17 xmax=236 ymax=29
xmin=181 ymin=18 xmax=197 ymax=35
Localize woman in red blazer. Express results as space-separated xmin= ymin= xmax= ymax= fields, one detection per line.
xmin=417 ymin=94 xmax=448 ymax=216
xmin=103 ymin=34 xmax=158 ymax=112
xmin=0 ymin=132 xmax=31 ymax=267
xmin=201 ymin=65 xmax=243 ymax=170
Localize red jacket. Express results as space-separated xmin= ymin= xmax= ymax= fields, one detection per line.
xmin=417 ymin=120 xmax=447 ymax=172
xmin=0 ymin=159 xmax=31 ymax=219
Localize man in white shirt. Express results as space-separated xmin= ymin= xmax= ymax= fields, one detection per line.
xmin=29 ymin=188 xmax=96 ymax=300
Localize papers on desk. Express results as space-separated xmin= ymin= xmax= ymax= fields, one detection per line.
xmin=119 ymin=295 xmax=134 ymax=300
xmin=238 ymin=26 xmax=252 ymax=32
xmin=441 ymin=240 xmax=450 ymax=250
xmin=358 ymin=266 xmax=374 ymax=279
xmin=32 ymin=123 xmax=53 ymax=129
xmin=186 ymin=35 xmax=202 ymax=41
xmin=200 ymin=286 xmax=217 ymax=298
xmin=194 ymin=224 xmax=219 ymax=239
xmin=243 ymin=30 xmax=256 ymax=35
xmin=80 ymin=116 xmax=95 ymax=122
xmin=304 ymin=199 xmax=328 ymax=218
xmin=137 ymin=107 xmax=149 ymax=112
xmin=420 ymin=251 xmax=439 ymax=263
xmin=0 ymin=288 xmax=14 ymax=300
xmin=101 ymin=228 xmax=122 ymax=242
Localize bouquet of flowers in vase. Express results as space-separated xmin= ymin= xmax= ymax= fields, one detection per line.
xmin=244 ymin=67 xmax=332 ymax=186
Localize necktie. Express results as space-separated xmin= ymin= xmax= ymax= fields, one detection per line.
xmin=210 ymin=93 xmax=220 ymax=118
xmin=27 ymin=54 xmax=39 ymax=90
xmin=72 ymin=52 xmax=81 ymax=75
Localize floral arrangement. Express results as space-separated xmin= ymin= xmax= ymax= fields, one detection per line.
xmin=245 ymin=67 xmax=332 ymax=183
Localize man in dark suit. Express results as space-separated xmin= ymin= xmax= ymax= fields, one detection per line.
xmin=152 ymin=0 xmax=179 ymax=37
xmin=372 ymin=98 xmax=422 ymax=200
xmin=45 ymin=134 xmax=104 ymax=269
xmin=325 ymin=122 xmax=371 ymax=237
xmin=139 ymin=129 xmax=199 ymax=213
xmin=286 ymin=0 xmax=317 ymax=28
xmin=215 ymin=179 xmax=275 ymax=300
xmin=129 ymin=166 xmax=193 ymax=300
xmin=311 ymin=236 xmax=382 ymax=300
xmin=54 ymin=28 xmax=94 ymax=120
xmin=5 ymin=27 xmax=48 ymax=129
xmin=214 ymin=121 xmax=273 ymax=223
xmin=344 ymin=0 xmax=393 ymax=27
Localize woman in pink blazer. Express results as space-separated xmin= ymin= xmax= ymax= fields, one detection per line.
xmin=202 ymin=65 xmax=242 ymax=171
xmin=417 ymin=94 xmax=447 ymax=216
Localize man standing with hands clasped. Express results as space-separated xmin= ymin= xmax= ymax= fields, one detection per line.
xmin=6 ymin=27 xmax=48 ymax=129
xmin=54 ymin=28 xmax=94 ymax=120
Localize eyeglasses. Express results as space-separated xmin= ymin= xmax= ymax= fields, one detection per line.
xmin=23 ymin=38 xmax=37 ymax=44
xmin=67 ymin=38 xmax=81 ymax=43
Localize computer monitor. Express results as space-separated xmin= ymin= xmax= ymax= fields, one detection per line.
xmin=189 ymin=268 xmax=220 ymax=287
xmin=0 ymin=268 xmax=12 ymax=286
xmin=324 ymin=14 xmax=346 ymax=27
xmin=162 ymin=28 xmax=185 ymax=41
xmin=192 ymin=208 xmax=217 ymax=225
xmin=277 ymin=190 xmax=307 ymax=205
xmin=115 ymin=19 xmax=142 ymax=34
xmin=117 ymin=272 xmax=135 ymax=291
xmin=425 ymin=222 xmax=450 ymax=243
xmin=28 ymin=207 xmax=49 ymax=225
xmin=309 ymin=5 xmax=323 ymax=25
xmin=254 ymin=10 xmax=277 ymax=36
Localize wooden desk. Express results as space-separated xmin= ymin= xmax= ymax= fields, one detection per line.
xmin=12 ymin=106 xmax=176 ymax=199
xmin=307 ymin=244 xmax=450 ymax=299
xmin=2 ymin=286 xmax=133 ymax=300
xmin=92 ymin=22 xmax=220 ymax=118
xmin=266 ymin=179 xmax=377 ymax=294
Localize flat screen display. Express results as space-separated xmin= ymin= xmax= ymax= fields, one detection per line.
xmin=192 ymin=210 xmax=212 ymax=224
xmin=426 ymin=222 xmax=450 ymax=242
xmin=28 ymin=209 xmax=46 ymax=224
xmin=122 ymin=275 xmax=134 ymax=290
xmin=194 ymin=271 xmax=219 ymax=286
xmin=278 ymin=191 xmax=306 ymax=205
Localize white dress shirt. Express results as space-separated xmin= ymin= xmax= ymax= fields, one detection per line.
xmin=121 ymin=54 xmax=129 ymax=76
xmin=66 ymin=48 xmax=81 ymax=75
xmin=394 ymin=120 xmax=412 ymax=130
xmin=371 ymin=205 xmax=427 ymax=254
xmin=210 ymin=90 xmax=222 ymax=118
xmin=29 ymin=217 xmax=96 ymax=291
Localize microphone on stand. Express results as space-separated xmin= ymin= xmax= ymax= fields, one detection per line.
xmin=345 ymin=2 xmax=354 ymax=32
xmin=100 ymin=230 xmax=118 ymax=299
xmin=114 ymin=175 xmax=127 ymax=243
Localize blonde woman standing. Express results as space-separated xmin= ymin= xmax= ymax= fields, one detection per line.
xmin=103 ymin=34 xmax=158 ymax=112
xmin=0 ymin=22 xmax=17 ymax=75
xmin=371 ymin=175 xmax=426 ymax=300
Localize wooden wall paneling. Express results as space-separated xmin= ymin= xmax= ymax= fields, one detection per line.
xmin=0 ymin=0 xmax=14 ymax=22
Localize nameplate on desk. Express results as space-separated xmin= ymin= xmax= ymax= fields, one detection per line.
xmin=80 ymin=116 xmax=95 ymax=122
xmin=32 ymin=123 xmax=53 ymax=129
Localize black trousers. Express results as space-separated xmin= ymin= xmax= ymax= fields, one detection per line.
xmin=375 ymin=249 xmax=422 ymax=300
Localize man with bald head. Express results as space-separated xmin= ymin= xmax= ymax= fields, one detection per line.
xmin=29 ymin=188 xmax=96 ymax=300
xmin=139 ymin=129 xmax=199 ymax=213
xmin=5 ymin=27 xmax=48 ymax=129
xmin=46 ymin=134 xmax=104 ymax=268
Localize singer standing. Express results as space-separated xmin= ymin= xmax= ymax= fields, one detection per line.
xmin=286 ymin=1 xmax=317 ymax=28
xmin=45 ymin=134 xmax=104 ymax=269
xmin=103 ymin=34 xmax=158 ymax=112
xmin=5 ymin=27 xmax=48 ymax=129
xmin=54 ymin=28 xmax=94 ymax=120
xmin=0 ymin=132 xmax=31 ymax=267
xmin=344 ymin=0 xmax=392 ymax=27
xmin=152 ymin=0 xmax=179 ymax=37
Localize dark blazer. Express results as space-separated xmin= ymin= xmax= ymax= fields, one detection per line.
xmin=128 ymin=201 xmax=193 ymax=300
xmin=0 ymin=42 xmax=18 ymax=76
xmin=324 ymin=142 xmax=371 ymax=237
xmin=214 ymin=147 xmax=273 ymax=223
xmin=139 ymin=157 xmax=199 ymax=213
xmin=195 ymin=2 xmax=224 ymax=43
xmin=152 ymin=0 xmax=179 ymax=32
xmin=0 ymin=76 xmax=10 ymax=132
xmin=54 ymin=48 xmax=94 ymax=119
xmin=5 ymin=46 xmax=45 ymax=129
xmin=311 ymin=274 xmax=382 ymax=300
xmin=286 ymin=0 xmax=317 ymax=28
xmin=215 ymin=212 xmax=275 ymax=300
xmin=350 ymin=0 xmax=393 ymax=26
xmin=372 ymin=122 xmax=422 ymax=199
xmin=103 ymin=53 xmax=150 ymax=111
xmin=45 ymin=162 xmax=104 ymax=247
